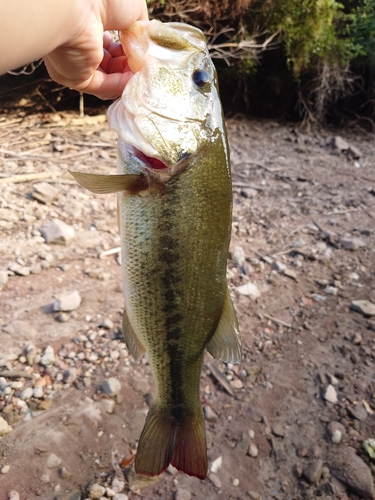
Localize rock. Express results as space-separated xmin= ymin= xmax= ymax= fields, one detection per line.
xmin=232 ymin=478 xmax=240 ymax=487
xmin=8 ymin=492 xmax=20 ymax=500
xmin=283 ymin=268 xmax=298 ymax=280
xmin=241 ymin=188 xmax=258 ymax=198
xmin=2 ymin=320 xmax=38 ymax=341
xmin=236 ymin=282 xmax=261 ymax=300
xmin=331 ymin=429 xmax=342 ymax=444
xmin=7 ymin=262 xmax=30 ymax=276
xmin=0 ymin=270 xmax=8 ymax=289
xmin=46 ymin=453 xmax=62 ymax=469
xmin=348 ymin=404 xmax=367 ymax=421
xmin=38 ymin=219 xmax=75 ymax=245
xmin=272 ymin=261 xmax=287 ymax=273
xmin=111 ymin=477 xmax=125 ymax=493
xmin=303 ymin=459 xmax=323 ymax=484
xmin=0 ymin=416 xmax=12 ymax=436
xmin=40 ymin=345 xmax=55 ymax=366
xmin=19 ymin=387 xmax=33 ymax=400
xmin=272 ymin=422 xmax=285 ymax=437
xmin=230 ymin=379 xmax=243 ymax=389
xmin=235 ymin=431 xmax=251 ymax=455
xmin=132 ymin=378 xmax=151 ymax=395
xmin=88 ymin=483 xmax=106 ymax=499
xmin=210 ymin=455 xmax=222 ymax=473
xmin=99 ymin=318 xmax=114 ymax=330
xmin=175 ymin=488 xmax=191 ymax=500
xmin=113 ymin=495 xmax=129 ymax=500
xmin=1 ymin=465 xmax=10 ymax=474
xmin=332 ymin=135 xmax=349 ymax=151
xmin=32 ymin=182 xmax=58 ymax=204
xmin=340 ymin=236 xmax=366 ymax=250
xmin=59 ymin=467 xmax=71 ymax=479
xmin=248 ymin=442 xmax=259 ymax=457
xmin=208 ymin=473 xmax=221 ymax=488
xmin=329 ymin=446 xmax=375 ymax=500
xmin=204 ymin=405 xmax=218 ymax=422
xmin=53 ymin=291 xmax=81 ymax=312
xmin=63 ymin=367 xmax=78 ymax=384
xmin=102 ymin=377 xmax=121 ymax=396
xmin=100 ymin=399 xmax=115 ymax=414
xmin=324 ymin=385 xmax=338 ymax=404
xmin=232 ymin=246 xmax=246 ymax=266
xmin=350 ymin=300 xmax=375 ymax=317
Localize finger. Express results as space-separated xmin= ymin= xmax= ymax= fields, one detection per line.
xmin=82 ymin=70 xmax=134 ymax=100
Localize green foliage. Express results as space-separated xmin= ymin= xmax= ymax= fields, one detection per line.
xmin=347 ymin=0 xmax=375 ymax=66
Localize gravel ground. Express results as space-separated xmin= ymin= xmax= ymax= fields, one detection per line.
xmin=0 ymin=110 xmax=375 ymax=500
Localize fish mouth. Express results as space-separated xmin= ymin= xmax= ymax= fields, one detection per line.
xmin=133 ymin=147 xmax=168 ymax=170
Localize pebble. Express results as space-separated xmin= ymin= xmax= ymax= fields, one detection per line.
xmin=19 ymin=387 xmax=33 ymax=400
xmin=210 ymin=456 xmax=222 ymax=473
xmin=175 ymin=488 xmax=192 ymax=500
xmin=40 ymin=345 xmax=55 ymax=366
xmin=272 ymin=261 xmax=287 ymax=273
xmin=7 ymin=492 xmax=20 ymax=500
xmin=204 ymin=405 xmax=218 ymax=422
xmin=0 ymin=416 xmax=12 ymax=436
xmin=232 ymin=246 xmax=246 ymax=266
xmin=232 ymin=478 xmax=240 ymax=486
xmin=350 ymin=300 xmax=375 ymax=317
xmin=303 ymin=459 xmax=323 ymax=484
xmin=1 ymin=465 xmax=10 ymax=474
xmin=53 ymin=291 xmax=82 ymax=312
xmin=331 ymin=429 xmax=342 ymax=444
xmin=348 ymin=404 xmax=367 ymax=421
xmin=59 ymin=466 xmax=71 ymax=479
xmin=38 ymin=218 xmax=75 ymax=245
xmin=230 ymin=379 xmax=243 ymax=389
xmin=102 ymin=377 xmax=121 ymax=396
xmin=340 ymin=236 xmax=366 ymax=250
xmin=272 ymin=423 xmax=285 ymax=437
xmin=236 ymin=282 xmax=261 ymax=300
xmin=324 ymin=384 xmax=338 ymax=404
xmin=0 ymin=270 xmax=9 ymax=289
xmin=113 ymin=494 xmax=128 ymax=500
xmin=100 ymin=399 xmax=115 ymax=414
xmin=132 ymin=378 xmax=151 ymax=395
xmin=89 ymin=483 xmax=106 ymax=499
xmin=248 ymin=442 xmax=259 ymax=457
xmin=235 ymin=431 xmax=251 ymax=455
xmin=111 ymin=477 xmax=125 ymax=493
xmin=208 ymin=473 xmax=222 ymax=488
xmin=328 ymin=446 xmax=375 ymax=500
xmin=8 ymin=262 xmax=30 ymax=276
xmin=32 ymin=182 xmax=59 ymax=204
xmin=63 ymin=367 xmax=78 ymax=384
xmin=46 ymin=453 xmax=62 ymax=469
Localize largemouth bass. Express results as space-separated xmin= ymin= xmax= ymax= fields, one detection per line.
xmin=69 ymin=20 xmax=241 ymax=480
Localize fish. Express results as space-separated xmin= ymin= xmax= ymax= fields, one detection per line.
xmin=68 ymin=20 xmax=241 ymax=480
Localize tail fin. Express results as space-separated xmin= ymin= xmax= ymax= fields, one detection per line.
xmin=135 ymin=405 xmax=207 ymax=480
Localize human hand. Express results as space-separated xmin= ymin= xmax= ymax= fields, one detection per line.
xmin=43 ymin=0 xmax=148 ymax=100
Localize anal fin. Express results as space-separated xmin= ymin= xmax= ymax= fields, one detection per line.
xmin=122 ymin=308 xmax=146 ymax=362
xmin=206 ymin=286 xmax=241 ymax=363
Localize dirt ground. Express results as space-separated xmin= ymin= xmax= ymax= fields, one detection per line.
xmin=0 ymin=110 xmax=375 ymax=500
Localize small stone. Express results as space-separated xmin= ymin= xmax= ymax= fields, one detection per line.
xmin=232 ymin=246 xmax=246 ymax=266
xmin=303 ymin=459 xmax=323 ymax=484
xmin=8 ymin=263 xmax=30 ymax=276
xmin=53 ymin=291 xmax=81 ymax=312
xmin=340 ymin=236 xmax=366 ymax=250
xmin=63 ymin=368 xmax=78 ymax=385
xmin=32 ymin=182 xmax=59 ymax=204
xmin=0 ymin=416 xmax=12 ymax=436
xmin=348 ymin=404 xmax=367 ymax=421
xmin=272 ymin=423 xmax=285 ymax=437
xmin=283 ymin=268 xmax=297 ymax=280
xmin=0 ymin=270 xmax=8 ymax=289
xmin=100 ymin=318 xmax=114 ymax=329
xmin=89 ymin=483 xmax=106 ymax=499
xmin=111 ymin=477 xmax=125 ymax=493
xmin=19 ymin=387 xmax=33 ymax=400
xmin=56 ymin=313 xmax=70 ymax=322
xmin=350 ymin=300 xmax=375 ymax=317
xmin=38 ymin=398 xmax=53 ymax=411
xmin=248 ymin=442 xmax=258 ymax=457
xmin=230 ymin=379 xmax=243 ymax=389
xmin=208 ymin=473 xmax=221 ymax=488
xmin=59 ymin=467 xmax=71 ymax=479
xmin=235 ymin=431 xmax=251 ymax=455
xmin=33 ymin=386 xmax=44 ymax=399
xmin=331 ymin=429 xmax=342 ymax=444
xmin=8 ymin=491 xmax=20 ymax=500
xmin=106 ymin=488 xmax=116 ymax=498
xmin=332 ymin=135 xmax=349 ymax=151
xmin=46 ymin=453 xmax=62 ymax=469
xmin=204 ymin=405 xmax=218 ymax=422
xmin=236 ymin=282 xmax=261 ymax=300
xmin=40 ymin=473 xmax=50 ymax=483
xmin=100 ymin=399 xmax=115 ymax=414
xmin=272 ymin=261 xmax=287 ymax=273
xmin=175 ymin=488 xmax=192 ymax=500
xmin=324 ymin=384 xmax=338 ymax=404
xmin=232 ymin=478 xmax=240 ymax=486
xmin=133 ymin=378 xmax=151 ymax=395
xmin=1 ymin=465 xmax=10 ymax=474
xmin=40 ymin=345 xmax=55 ymax=366
xmin=241 ymin=188 xmax=258 ymax=198
xmin=38 ymin=219 xmax=75 ymax=245
xmin=325 ymin=286 xmax=337 ymax=295
xmin=113 ymin=494 xmax=128 ymax=500
xmin=102 ymin=377 xmax=121 ymax=396
xmin=352 ymin=332 xmax=362 ymax=345
xmin=329 ymin=446 xmax=375 ymax=500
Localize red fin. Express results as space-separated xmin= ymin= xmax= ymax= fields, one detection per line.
xmin=171 ymin=410 xmax=207 ymax=480
xmin=135 ymin=406 xmax=207 ymax=480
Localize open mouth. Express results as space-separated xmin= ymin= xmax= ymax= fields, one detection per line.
xmin=133 ymin=148 xmax=168 ymax=170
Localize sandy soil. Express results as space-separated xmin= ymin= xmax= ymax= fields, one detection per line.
xmin=0 ymin=111 xmax=375 ymax=500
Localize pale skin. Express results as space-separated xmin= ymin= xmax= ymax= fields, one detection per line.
xmin=0 ymin=0 xmax=148 ymax=100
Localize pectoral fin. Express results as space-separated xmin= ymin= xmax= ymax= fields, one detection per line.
xmin=122 ymin=308 xmax=146 ymax=362
xmin=206 ymin=287 xmax=241 ymax=364
xmin=68 ymin=170 xmax=146 ymax=194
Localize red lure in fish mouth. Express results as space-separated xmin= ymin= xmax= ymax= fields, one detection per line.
xmin=134 ymin=148 xmax=168 ymax=170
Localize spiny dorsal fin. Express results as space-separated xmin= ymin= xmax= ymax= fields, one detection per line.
xmin=68 ymin=170 xmax=146 ymax=194
xmin=206 ymin=287 xmax=241 ymax=364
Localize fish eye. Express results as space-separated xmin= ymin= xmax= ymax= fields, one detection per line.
xmin=193 ymin=69 xmax=210 ymax=88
